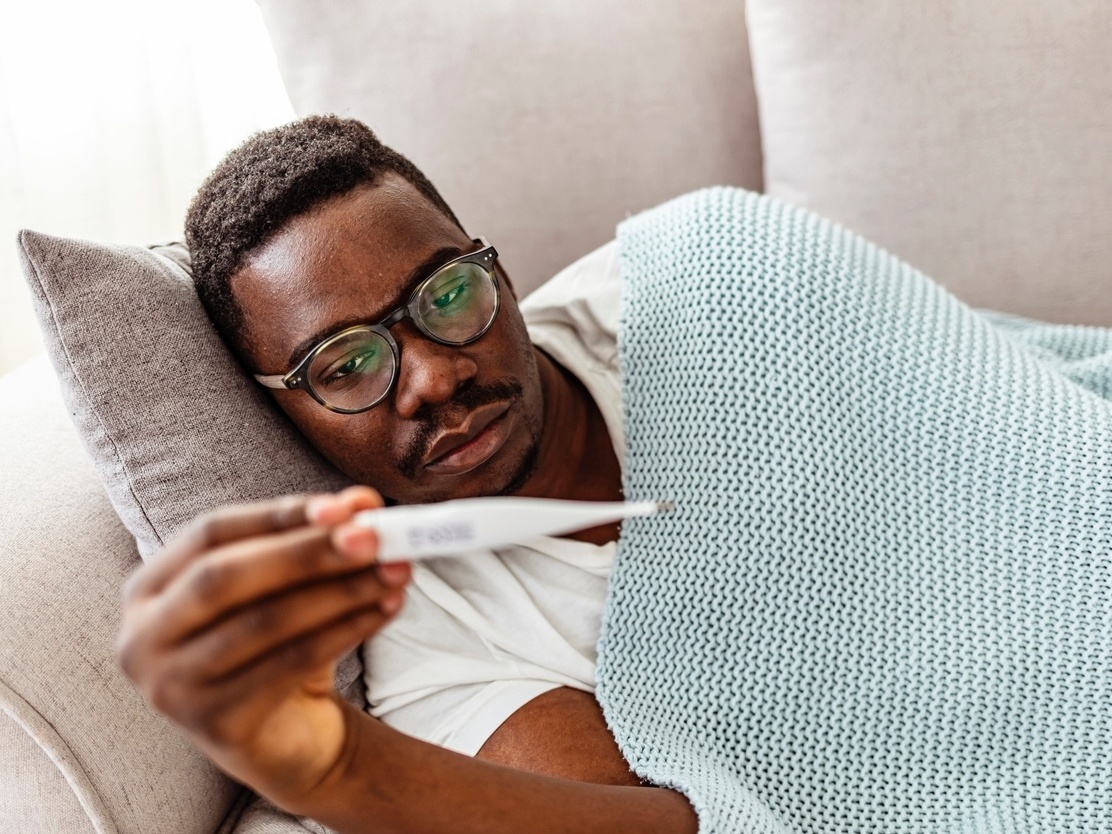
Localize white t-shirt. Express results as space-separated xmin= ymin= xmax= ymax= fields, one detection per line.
xmin=363 ymin=240 xmax=624 ymax=756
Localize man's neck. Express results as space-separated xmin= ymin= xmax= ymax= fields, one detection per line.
xmin=514 ymin=348 xmax=623 ymax=544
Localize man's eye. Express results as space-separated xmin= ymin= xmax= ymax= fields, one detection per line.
xmin=322 ymin=348 xmax=377 ymax=385
xmin=338 ymin=356 xmax=361 ymax=375
xmin=432 ymin=281 xmax=468 ymax=311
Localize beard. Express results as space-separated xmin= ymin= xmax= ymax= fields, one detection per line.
xmin=494 ymin=433 xmax=539 ymax=496
xmin=395 ymin=377 xmax=541 ymax=496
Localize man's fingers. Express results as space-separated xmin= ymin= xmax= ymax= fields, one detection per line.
xmin=147 ymin=524 xmax=379 ymax=645
xmin=126 ymin=486 xmax=385 ymax=603
xmin=305 ymin=485 xmax=384 ymax=526
xmin=224 ymin=604 xmax=392 ymax=696
xmin=309 ymin=486 xmax=393 ymax=563
xmin=125 ymin=495 xmax=318 ymax=601
xmin=187 ymin=605 xmax=397 ymax=737
xmin=175 ymin=567 xmax=404 ymax=680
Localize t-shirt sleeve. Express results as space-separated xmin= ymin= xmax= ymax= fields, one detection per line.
xmin=519 ymin=239 xmax=626 ymax=458
xmin=375 ymin=678 xmax=565 ymax=756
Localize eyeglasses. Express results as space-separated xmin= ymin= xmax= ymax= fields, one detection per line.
xmin=254 ymin=237 xmax=500 ymax=414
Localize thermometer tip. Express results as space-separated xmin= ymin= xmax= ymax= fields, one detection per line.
xmin=656 ymin=500 xmax=675 ymax=513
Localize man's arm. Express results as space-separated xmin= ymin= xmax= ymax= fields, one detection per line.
xmin=298 ymin=696 xmax=696 ymax=834
xmin=476 ymin=687 xmax=642 ymax=785
xmin=116 ymin=488 xmax=696 ymax=834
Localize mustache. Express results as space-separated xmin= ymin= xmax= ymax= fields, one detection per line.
xmin=397 ymin=379 xmax=524 ymax=478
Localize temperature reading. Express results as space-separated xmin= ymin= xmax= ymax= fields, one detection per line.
xmin=408 ymin=522 xmax=475 ymax=550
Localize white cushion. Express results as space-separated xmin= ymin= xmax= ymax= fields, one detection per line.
xmin=747 ymin=0 xmax=1112 ymax=325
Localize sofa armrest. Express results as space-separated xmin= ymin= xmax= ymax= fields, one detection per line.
xmin=0 ymin=708 xmax=96 ymax=834
xmin=0 ymin=357 xmax=240 ymax=833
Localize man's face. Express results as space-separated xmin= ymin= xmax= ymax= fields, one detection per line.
xmin=231 ymin=174 xmax=544 ymax=504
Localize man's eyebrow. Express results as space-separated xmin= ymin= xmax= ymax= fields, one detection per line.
xmin=285 ymin=244 xmax=467 ymax=369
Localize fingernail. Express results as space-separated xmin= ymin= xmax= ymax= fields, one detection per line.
xmin=378 ymin=562 xmax=410 ymax=586
xmin=381 ymin=590 xmax=404 ymax=615
xmin=334 ymin=526 xmax=377 ymax=562
xmin=306 ymin=497 xmax=329 ymax=524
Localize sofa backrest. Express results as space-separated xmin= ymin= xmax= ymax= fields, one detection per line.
xmin=261 ymin=0 xmax=1112 ymax=326
xmin=746 ymin=0 xmax=1112 ymax=326
xmin=257 ymin=0 xmax=765 ymax=297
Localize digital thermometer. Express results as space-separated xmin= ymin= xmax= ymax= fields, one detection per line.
xmin=353 ymin=497 xmax=671 ymax=562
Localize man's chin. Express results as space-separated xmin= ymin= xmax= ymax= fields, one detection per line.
xmin=494 ymin=438 xmax=539 ymax=496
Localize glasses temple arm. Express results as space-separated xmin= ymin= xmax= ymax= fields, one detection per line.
xmin=253 ymin=373 xmax=291 ymax=389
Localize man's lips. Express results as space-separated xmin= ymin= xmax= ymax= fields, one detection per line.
xmin=423 ymin=401 xmax=512 ymax=472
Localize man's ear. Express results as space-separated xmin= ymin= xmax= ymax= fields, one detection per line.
xmin=495 ymin=261 xmax=517 ymax=301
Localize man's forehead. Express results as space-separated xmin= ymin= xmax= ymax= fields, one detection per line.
xmin=240 ymin=176 xmax=461 ymax=286
xmin=231 ymin=176 xmax=470 ymax=371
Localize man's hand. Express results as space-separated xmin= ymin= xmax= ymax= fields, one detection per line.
xmin=117 ymin=488 xmax=699 ymax=834
xmin=115 ymin=486 xmax=410 ymax=803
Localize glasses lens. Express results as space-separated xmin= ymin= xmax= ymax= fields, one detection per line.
xmin=307 ymin=328 xmax=395 ymax=412
xmin=416 ymin=261 xmax=498 ymax=344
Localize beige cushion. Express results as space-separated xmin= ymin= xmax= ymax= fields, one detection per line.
xmin=747 ymin=0 xmax=1112 ymax=326
xmin=226 ymin=795 xmax=337 ymax=834
xmin=257 ymin=0 xmax=764 ymax=297
xmin=0 ymin=358 xmax=237 ymax=833
xmin=0 ymin=711 xmax=97 ymax=834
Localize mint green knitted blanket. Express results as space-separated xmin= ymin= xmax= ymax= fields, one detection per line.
xmin=598 ymin=188 xmax=1112 ymax=833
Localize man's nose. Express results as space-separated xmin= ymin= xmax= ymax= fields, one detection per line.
xmin=392 ymin=325 xmax=478 ymax=419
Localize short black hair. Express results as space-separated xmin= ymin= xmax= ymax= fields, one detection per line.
xmin=185 ymin=114 xmax=462 ymax=354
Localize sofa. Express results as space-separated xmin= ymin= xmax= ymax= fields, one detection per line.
xmin=2 ymin=2 xmax=1110 ymax=831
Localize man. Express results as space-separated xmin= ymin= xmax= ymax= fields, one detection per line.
xmin=115 ymin=115 xmax=697 ymax=832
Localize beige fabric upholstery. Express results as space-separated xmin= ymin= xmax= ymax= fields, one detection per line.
xmin=0 ymin=357 xmax=237 ymax=833
xmin=0 ymin=716 xmax=95 ymax=834
xmin=747 ymin=0 xmax=1112 ymax=326
xmin=226 ymin=796 xmax=337 ymax=834
xmin=257 ymin=0 xmax=764 ymax=298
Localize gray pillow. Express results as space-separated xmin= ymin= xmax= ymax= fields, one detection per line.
xmin=18 ymin=230 xmax=352 ymax=555
xmin=17 ymin=230 xmax=363 ymax=703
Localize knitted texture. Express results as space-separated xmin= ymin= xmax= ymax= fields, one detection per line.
xmin=598 ymin=188 xmax=1112 ymax=833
